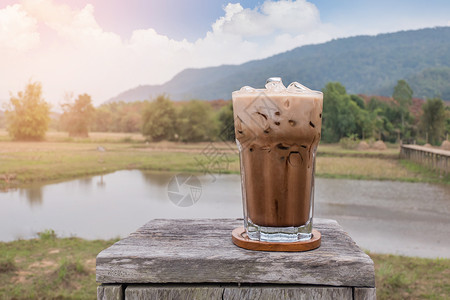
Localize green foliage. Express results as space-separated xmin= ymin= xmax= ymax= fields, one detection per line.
xmin=322 ymin=82 xmax=367 ymax=142
xmin=408 ymin=66 xmax=450 ymax=99
xmin=392 ymin=80 xmax=413 ymax=139
xmin=350 ymin=94 xmax=365 ymax=109
xmin=0 ymin=111 xmax=5 ymax=128
xmin=321 ymin=80 xmax=424 ymax=143
xmin=38 ymin=229 xmax=57 ymax=241
xmin=142 ymin=95 xmax=177 ymax=141
xmin=420 ymin=97 xmax=446 ymax=145
xmin=393 ymin=80 xmax=413 ymax=110
xmin=367 ymin=97 xmax=400 ymax=142
xmin=92 ymin=101 xmax=146 ymax=132
xmin=6 ymin=81 xmax=50 ymax=140
xmin=177 ymin=100 xmax=218 ymax=142
xmin=90 ymin=98 xmax=227 ymax=142
xmin=60 ymin=94 xmax=95 ymax=137
xmin=217 ymin=101 xmax=235 ymax=141
xmin=446 ymin=106 xmax=450 ymax=137
xmin=92 ymin=106 xmax=113 ymax=132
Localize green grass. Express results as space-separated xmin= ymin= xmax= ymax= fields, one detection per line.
xmin=1 ymin=237 xmax=449 ymax=299
xmin=318 ymin=142 xmax=400 ymax=158
xmin=400 ymin=159 xmax=450 ymax=183
xmin=37 ymin=229 xmax=57 ymax=241
xmin=371 ymin=253 xmax=450 ymax=299
xmin=0 ymin=234 xmax=118 ymax=299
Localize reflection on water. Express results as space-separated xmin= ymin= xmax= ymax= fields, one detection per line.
xmin=97 ymin=174 xmax=106 ymax=188
xmin=140 ymin=171 xmax=173 ymax=187
xmin=0 ymin=170 xmax=243 ymax=243
xmin=79 ymin=177 xmax=93 ymax=187
xmin=0 ymin=170 xmax=449 ymax=258
xmin=19 ymin=186 xmax=43 ymax=206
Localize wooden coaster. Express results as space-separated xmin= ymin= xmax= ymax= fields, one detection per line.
xmin=232 ymin=227 xmax=321 ymax=252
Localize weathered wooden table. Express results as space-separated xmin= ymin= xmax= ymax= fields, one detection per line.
xmin=96 ymin=218 xmax=376 ymax=300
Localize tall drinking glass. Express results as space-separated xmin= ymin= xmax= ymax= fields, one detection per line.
xmin=232 ymin=78 xmax=323 ymax=242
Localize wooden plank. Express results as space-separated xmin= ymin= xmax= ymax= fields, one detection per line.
xmin=354 ymin=287 xmax=376 ymax=300
xmin=125 ymin=286 xmax=223 ymax=300
xmin=402 ymin=144 xmax=450 ymax=156
xmin=223 ymin=286 xmax=352 ymax=300
xmin=97 ymin=284 xmax=123 ymax=300
xmin=96 ymin=218 xmax=375 ymax=287
xmin=124 ymin=285 xmax=353 ymax=300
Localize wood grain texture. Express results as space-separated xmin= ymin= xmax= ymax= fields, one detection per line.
xmin=124 ymin=285 xmax=352 ymax=300
xmin=354 ymin=287 xmax=377 ymax=300
xmin=232 ymin=227 xmax=321 ymax=252
xmin=96 ymin=218 xmax=375 ymax=287
xmin=97 ymin=284 xmax=123 ymax=300
xmin=125 ymin=286 xmax=223 ymax=300
xmin=223 ymin=286 xmax=352 ymax=300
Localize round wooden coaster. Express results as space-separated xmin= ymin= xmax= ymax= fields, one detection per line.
xmin=231 ymin=227 xmax=321 ymax=252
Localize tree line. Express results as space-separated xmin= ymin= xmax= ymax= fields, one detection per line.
xmin=2 ymin=81 xmax=449 ymax=145
xmin=322 ymin=80 xmax=449 ymax=145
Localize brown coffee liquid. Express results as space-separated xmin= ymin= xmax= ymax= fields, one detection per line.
xmin=233 ymin=92 xmax=322 ymax=227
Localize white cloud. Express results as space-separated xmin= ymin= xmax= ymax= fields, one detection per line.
xmin=263 ymin=0 xmax=321 ymax=32
xmin=22 ymin=0 xmax=121 ymax=47
xmin=215 ymin=0 xmax=321 ymax=37
xmin=0 ymin=0 xmax=336 ymax=105
xmin=0 ymin=4 xmax=39 ymax=52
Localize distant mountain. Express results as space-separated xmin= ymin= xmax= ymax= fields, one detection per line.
xmin=106 ymin=27 xmax=450 ymax=103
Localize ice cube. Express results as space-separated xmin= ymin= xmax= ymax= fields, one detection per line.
xmin=265 ymin=77 xmax=286 ymax=92
xmin=287 ymin=82 xmax=311 ymax=92
xmin=240 ymin=86 xmax=255 ymax=92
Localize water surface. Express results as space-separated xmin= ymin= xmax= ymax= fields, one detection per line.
xmin=1 ymin=170 xmax=449 ymax=258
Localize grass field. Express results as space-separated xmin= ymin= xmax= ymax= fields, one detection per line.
xmin=0 ymin=131 xmax=447 ymax=190
xmin=0 ymin=233 xmax=117 ymax=299
xmin=0 ymin=235 xmax=449 ymax=299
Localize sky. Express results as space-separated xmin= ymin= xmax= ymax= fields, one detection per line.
xmin=0 ymin=0 xmax=449 ymax=107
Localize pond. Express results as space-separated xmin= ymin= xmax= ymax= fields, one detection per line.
xmin=1 ymin=170 xmax=449 ymax=258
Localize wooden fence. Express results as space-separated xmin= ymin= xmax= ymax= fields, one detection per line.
xmin=400 ymin=144 xmax=449 ymax=175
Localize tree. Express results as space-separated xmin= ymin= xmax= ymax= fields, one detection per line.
xmin=217 ymin=102 xmax=235 ymax=141
xmin=392 ymin=80 xmax=413 ymax=138
xmin=120 ymin=110 xmax=141 ymax=133
xmin=367 ymin=97 xmax=409 ymax=142
xmin=6 ymin=81 xmax=50 ymax=140
xmin=142 ymin=95 xmax=177 ymax=141
xmin=92 ymin=106 xmax=114 ymax=132
xmin=0 ymin=111 xmax=5 ymax=128
xmin=90 ymin=101 xmax=146 ymax=133
xmin=322 ymin=82 xmax=366 ymax=142
xmin=446 ymin=106 xmax=450 ymax=139
xmin=60 ymin=94 xmax=95 ymax=137
xmin=420 ymin=97 xmax=446 ymax=145
xmin=178 ymin=100 xmax=218 ymax=142
xmin=367 ymin=99 xmax=391 ymax=141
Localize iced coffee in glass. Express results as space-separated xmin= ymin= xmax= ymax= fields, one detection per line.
xmin=232 ymin=78 xmax=323 ymax=242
